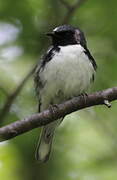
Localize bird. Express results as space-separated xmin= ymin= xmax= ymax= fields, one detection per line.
xmin=34 ymin=24 xmax=97 ymax=162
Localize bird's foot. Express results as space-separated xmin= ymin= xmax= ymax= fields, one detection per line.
xmin=79 ymin=92 xmax=88 ymax=104
xmin=80 ymin=92 xmax=88 ymax=96
xmin=49 ymin=104 xmax=59 ymax=119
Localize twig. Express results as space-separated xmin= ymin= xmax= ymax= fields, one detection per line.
xmin=59 ymin=0 xmax=71 ymax=10
xmin=60 ymin=0 xmax=86 ymax=23
xmin=0 ymin=87 xmax=116 ymax=142
xmin=0 ymin=65 xmax=36 ymax=123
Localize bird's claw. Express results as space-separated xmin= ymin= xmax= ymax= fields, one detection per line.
xmin=49 ymin=104 xmax=59 ymax=118
xmin=79 ymin=92 xmax=88 ymax=104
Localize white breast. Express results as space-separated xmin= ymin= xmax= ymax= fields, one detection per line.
xmin=39 ymin=44 xmax=95 ymax=110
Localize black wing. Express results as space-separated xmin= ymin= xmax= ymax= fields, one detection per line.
xmin=34 ymin=64 xmax=43 ymax=112
xmin=83 ymin=45 xmax=97 ymax=82
xmin=34 ymin=46 xmax=60 ymax=112
xmin=77 ymin=30 xmax=97 ymax=71
xmin=84 ymin=47 xmax=97 ymax=71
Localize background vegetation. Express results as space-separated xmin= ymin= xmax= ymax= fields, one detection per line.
xmin=0 ymin=0 xmax=117 ymax=179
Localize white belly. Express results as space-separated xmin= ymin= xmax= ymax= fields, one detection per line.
xmin=39 ymin=44 xmax=95 ymax=110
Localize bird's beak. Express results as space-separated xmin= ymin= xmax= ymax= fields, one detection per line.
xmin=46 ymin=32 xmax=55 ymax=37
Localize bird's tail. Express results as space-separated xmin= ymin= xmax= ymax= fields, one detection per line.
xmin=35 ymin=119 xmax=62 ymax=163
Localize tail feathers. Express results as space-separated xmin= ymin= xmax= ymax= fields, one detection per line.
xmin=35 ymin=126 xmax=54 ymax=163
xmin=35 ymin=119 xmax=63 ymax=162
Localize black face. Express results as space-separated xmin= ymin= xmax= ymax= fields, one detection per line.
xmin=47 ymin=25 xmax=87 ymax=47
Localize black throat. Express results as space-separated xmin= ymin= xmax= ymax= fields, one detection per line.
xmin=52 ymin=34 xmax=77 ymax=46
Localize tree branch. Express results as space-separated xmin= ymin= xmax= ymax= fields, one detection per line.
xmin=0 ymin=65 xmax=36 ymax=123
xmin=0 ymin=87 xmax=116 ymax=142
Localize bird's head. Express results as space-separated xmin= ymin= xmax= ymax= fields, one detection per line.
xmin=46 ymin=25 xmax=87 ymax=47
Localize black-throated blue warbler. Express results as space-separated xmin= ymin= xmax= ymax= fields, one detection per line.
xmin=34 ymin=25 xmax=97 ymax=162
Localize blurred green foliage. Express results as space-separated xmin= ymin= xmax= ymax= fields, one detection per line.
xmin=0 ymin=0 xmax=117 ymax=179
